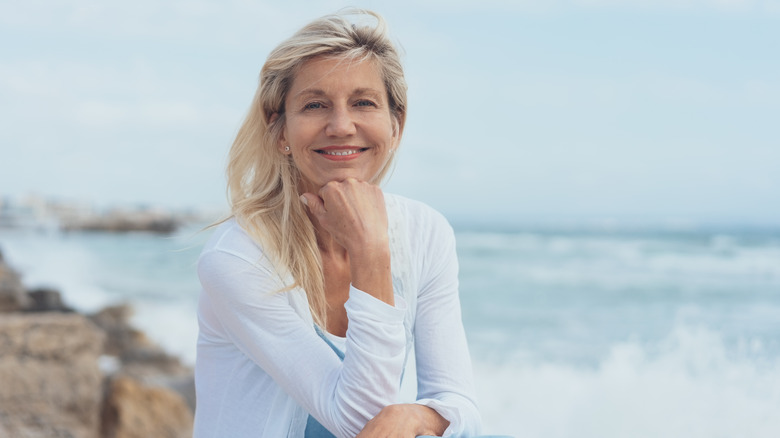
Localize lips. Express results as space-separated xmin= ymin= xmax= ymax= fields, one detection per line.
xmin=315 ymin=146 xmax=368 ymax=160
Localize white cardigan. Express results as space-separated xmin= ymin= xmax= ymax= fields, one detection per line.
xmin=193 ymin=194 xmax=481 ymax=437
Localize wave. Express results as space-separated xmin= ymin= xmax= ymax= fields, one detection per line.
xmin=456 ymin=230 xmax=780 ymax=292
xmin=473 ymin=326 xmax=780 ymax=438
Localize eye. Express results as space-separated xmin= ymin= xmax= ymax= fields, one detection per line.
xmin=303 ymin=101 xmax=324 ymax=110
xmin=355 ymin=99 xmax=377 ymax=108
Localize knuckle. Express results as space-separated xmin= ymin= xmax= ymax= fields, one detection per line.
xmin=319 ymin=181 xmax=337 ymax=194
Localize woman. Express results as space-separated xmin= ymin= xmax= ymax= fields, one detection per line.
xmin=195 ymin=10 xmax=482 ymax=438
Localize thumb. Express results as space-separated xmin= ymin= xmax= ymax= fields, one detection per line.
xmin=300 ymin=193 xmax=326 ymax=217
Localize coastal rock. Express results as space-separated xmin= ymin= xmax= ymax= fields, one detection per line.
xmin=0 ymin=253 xmax=195 ymax=438
xmin=26 ymin=287 xmax=74 ymax=312
xmin=88 ymin=304 xmax=196 ymax=411
xmin=0 ymin=313 xmax=106 ymax=438
xmin=61 ymin=212 xmax=180 ymax=234
xmin=100 ymin=377 xmax=193 ymax=438
xmin=0 ymin=251 xmax=31 ymax=312
xmin=88 ymin=303 xmax=191 ymax=376
xmin=88 ymin=304 xmax=152 ymax=358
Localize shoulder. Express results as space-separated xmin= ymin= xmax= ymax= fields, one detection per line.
xmin=201 ymin=218 xmax=261 ymax=259
xmin=384 ymin=193 xmax=452 ymax=234
xmin=384 ymin=193 xmax=456 ymax=260
xmin=197 ymin=218 xmax=275 ymax=279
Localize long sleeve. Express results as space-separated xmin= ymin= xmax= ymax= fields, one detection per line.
xmin=410 ymin=207 xmax=482 ymax=437
xmin=194 ymin=221 xmax=407 ymax=438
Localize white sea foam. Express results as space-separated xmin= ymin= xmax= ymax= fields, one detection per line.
xmin=474 ymin=326 xmax=780 ymax=438
xmin=0 ymin=230 xmax=113 ymax=311
xmin=0 ymin=229 xmax=204 ymax=364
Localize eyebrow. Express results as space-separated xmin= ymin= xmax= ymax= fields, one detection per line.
xmin=294 ymin=89 xmax=326 ymax=100
xmin=293 ymin=87 xmax=384 ymax=100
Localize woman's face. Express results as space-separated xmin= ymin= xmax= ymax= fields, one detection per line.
xmin=280 ymin=56 xmax=399 ymax=194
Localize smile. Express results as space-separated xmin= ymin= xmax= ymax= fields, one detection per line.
xmin=319 ymin=149 xmax=362 ymax=156
xmin=315 ymin=147 xmax=369 ymax=160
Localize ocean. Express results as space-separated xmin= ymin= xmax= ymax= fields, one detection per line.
xmin=1 ymin=223 xmax=779 ymax=437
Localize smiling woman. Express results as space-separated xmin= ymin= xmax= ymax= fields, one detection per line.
xmin=193 ymin=9 xmax=488 ymax=438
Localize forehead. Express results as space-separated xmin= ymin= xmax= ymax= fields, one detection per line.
xmin=288 ymin=56 xmax=385 ymax=99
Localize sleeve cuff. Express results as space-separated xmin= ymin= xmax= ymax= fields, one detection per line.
xmin=414 ymin=398 xmax=463 ymax=437
xmin=346 ymin=284 xmax=408 ymax=321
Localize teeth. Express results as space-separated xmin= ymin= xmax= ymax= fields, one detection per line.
xmin=322 ymin=149 xmax=359 ymax=156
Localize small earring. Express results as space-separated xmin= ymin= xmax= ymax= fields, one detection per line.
xmin=284 ymin=146 xmax=290 ymax=152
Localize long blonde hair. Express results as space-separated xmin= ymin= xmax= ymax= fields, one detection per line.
xmin=226 ymin=10 xmax=408 ymax=328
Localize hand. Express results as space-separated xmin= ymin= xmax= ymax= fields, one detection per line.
xmin=301 ymin=178 xmax=393 ymax=304
xmin=300 ymin=178 xmax=388 ymax=255
xmin=356 ymin=404 xmax=449 ymax=438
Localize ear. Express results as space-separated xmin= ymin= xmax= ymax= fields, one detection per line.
xmin=270 ymin=113 xmax=290 ymax=154
xmin=391 ymin=116 xmax=403 ymax=147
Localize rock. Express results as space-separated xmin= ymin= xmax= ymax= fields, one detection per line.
xmin=25 ymin=287 xmax=74 ymax=312
xmin=0 ymin=250 xmax=72 ymax=313
xmin=88 ymin=303 xmax=195 ymax=411
xmin=118 ymin=367 xmax=196 ymax=414
xmin=88 ymin=304 xmax=150 ymax=357
xmin=0 ymin=313 xmax=106 ymax=438
xmin=100 ymin=377 xmax=193 ymax=438
xmin=0 ymin=253 xmax=31 ymax=312
xmin=164 ymin=375 xmax=196 ymax=413
xmin=0 ymin=251 xmax=195 ymax=438
xmin=61 ymin=213 xmax=180 ymax=234
xmin=88 ymin=304 xmax=188 ymax=372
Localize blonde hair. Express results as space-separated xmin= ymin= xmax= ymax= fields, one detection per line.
xmin=226 ymin=10 xmax=407 ymax=328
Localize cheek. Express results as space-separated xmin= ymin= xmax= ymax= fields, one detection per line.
xmin=284 ymin=115 xmax=310 ymax=143
xmin=376 ymin=117 xmax=397 ymax=142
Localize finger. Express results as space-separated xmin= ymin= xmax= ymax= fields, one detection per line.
xmin=300 ymin=193 xmax=326 ymax=217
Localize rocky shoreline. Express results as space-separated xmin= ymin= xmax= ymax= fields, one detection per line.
xmin=60 ymin=212 xmax=181 ymax=234
xmin=0 ymin=249 xmax=194 ymax=438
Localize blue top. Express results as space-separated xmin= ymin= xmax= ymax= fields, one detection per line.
xmin=304 ymin=326 xmax=344 ymax=438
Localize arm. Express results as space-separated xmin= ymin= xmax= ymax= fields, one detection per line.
xmin=412 ymin=209 xmax=482 ymax=436
xmin=356 ymin=403 xmax=449 ymax=437
xmin=197 ymin=234 xmax=406 ymax=438
xmin=355 ymin=204 xmax=483 ymax=437
xmin=301 ymin=178 xmax=395 ymax=305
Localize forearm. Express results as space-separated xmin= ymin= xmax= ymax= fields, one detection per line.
xmin=412 ymin=404 xmax=450 ymax=436
xmin=348 ymin=243 xmax=394 ymax=306
xmin=356 ymin=403 xmax=449 ymax=438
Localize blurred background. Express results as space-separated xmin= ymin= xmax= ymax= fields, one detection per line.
xmin=1 ymin=1 xmax=779 ymax=437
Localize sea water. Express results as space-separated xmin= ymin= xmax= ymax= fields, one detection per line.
xmin=1 ymin=223 xmax=779 ymax=438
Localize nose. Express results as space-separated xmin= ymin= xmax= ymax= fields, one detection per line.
xmin=325 ymin=105 xmax=357 ymax=137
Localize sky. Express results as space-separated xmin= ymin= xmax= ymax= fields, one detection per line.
xmin=1 ymin=0 xmax=779 ymax=226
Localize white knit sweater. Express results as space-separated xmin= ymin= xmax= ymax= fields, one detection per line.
xmin=193 ymin=194 xmax=481 ymax=438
